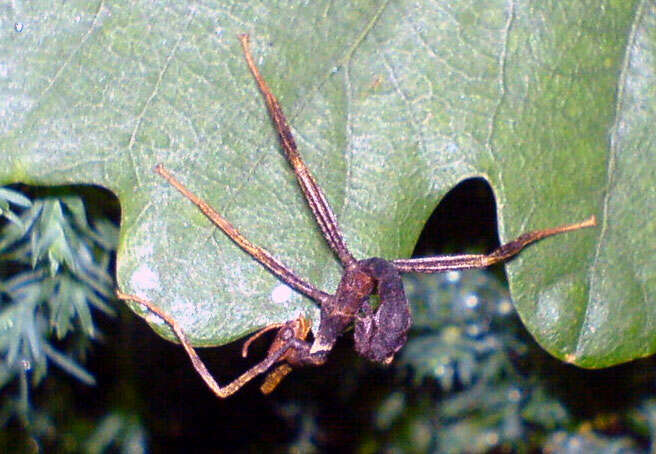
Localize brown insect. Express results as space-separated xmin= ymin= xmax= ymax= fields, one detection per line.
xmin=117 ymin=34 xmax=596 ymax=398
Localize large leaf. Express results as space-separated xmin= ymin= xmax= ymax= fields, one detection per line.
xmin=1 ymin=1 xmax=654 ymax=368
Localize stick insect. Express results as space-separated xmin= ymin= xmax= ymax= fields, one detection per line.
xmin=117 ymin=34 xmax=596 ymax=398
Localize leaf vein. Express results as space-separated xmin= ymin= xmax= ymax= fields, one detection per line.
xmin=39 ymin=1 xmax=106 ymax=99
xmin=127 ymin=7 xmax=195 ymax=185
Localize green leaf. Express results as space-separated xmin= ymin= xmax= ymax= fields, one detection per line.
xmin=1 ymin=1 xmax=654 ymax=367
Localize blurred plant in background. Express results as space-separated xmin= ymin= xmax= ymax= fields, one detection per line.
xmin=0 ymin=186 xmax=145 ymax=452
xmin=2 ymin=185 xmax=656 ymax=453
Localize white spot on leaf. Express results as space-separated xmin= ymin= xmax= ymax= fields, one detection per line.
xmin=271 ymin=284 xmax=292 ymax=304
xmin=131 ymin=264 xmax=160 ymax=292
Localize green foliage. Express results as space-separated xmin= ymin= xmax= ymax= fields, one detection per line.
xmin=0 ymin=188 xmax=31 ymax=228
xmin=0 ymin=186 xmax=143 ymax=449
xmin=84 ymin=412 xmax=147 ymax=454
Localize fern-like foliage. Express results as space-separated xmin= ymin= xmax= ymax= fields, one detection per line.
xmin=0 ymin=188 xmax=116 ymax=432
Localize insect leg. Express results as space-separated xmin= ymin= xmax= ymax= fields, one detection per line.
xmin=154 ymin=164 xmax=329 ymax=304
xmin=116 ymin=290 xmax=303 ymax=398
xmin=392 ymin=216 xmax=596 ymax=273
xmin=238 ymin=34 xmax=356 ymax=268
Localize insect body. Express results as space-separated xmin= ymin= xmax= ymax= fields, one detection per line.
xmin=117 ymin=35 xmax=596 ymax=398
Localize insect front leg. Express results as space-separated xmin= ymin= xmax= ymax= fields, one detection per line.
xmin=116 ymin=291 xmax=311 ymax=398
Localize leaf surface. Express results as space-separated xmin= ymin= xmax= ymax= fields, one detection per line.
xmin=1 ymin=1 xmax=654 ymax=367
